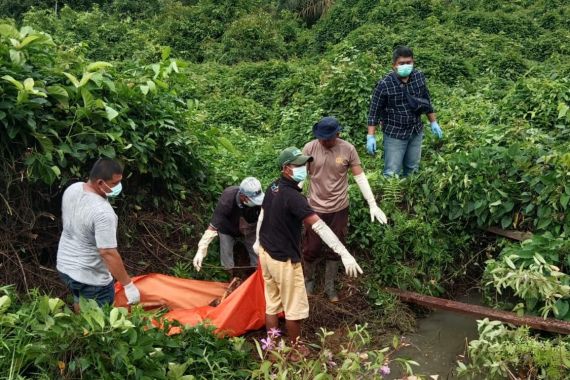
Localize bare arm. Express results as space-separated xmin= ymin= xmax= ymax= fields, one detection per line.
xmin=351 ymin=165 xmax=363 ymax=176
xmin=99 ymin=248 xmax=131 ymax=286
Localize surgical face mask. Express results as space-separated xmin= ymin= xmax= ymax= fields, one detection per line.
xmin=291 ymin=166 xmax=307 ymax=182
xmin=102 ymin=182 xmax=123 ymax=198
xmin=396 ymin=63 xmax=414 ymax=77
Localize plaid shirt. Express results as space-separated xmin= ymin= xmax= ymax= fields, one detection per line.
xmin=367 ymin=70 xmax=434 ymax=140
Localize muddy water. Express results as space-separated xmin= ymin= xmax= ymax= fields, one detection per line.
xmin=388 ymin=292 xmax=482 ymax=380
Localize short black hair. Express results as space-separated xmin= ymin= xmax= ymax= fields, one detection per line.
xmin=89 ymin=158 xmax=123 ymax=181
xmin=392 ymin=46 xmax=414 ymax=63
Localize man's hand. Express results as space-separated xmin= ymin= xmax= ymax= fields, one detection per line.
xmin=340 ymin=253 xmax=364 ymax=278
xmin=193 ymin=229 xmax=217 ymax=272
xmin=354 ymin=172 xmax=389 ymax=225
xmin=193 ymin=249 xmax=206 ymax=271
xmin=366 ymin=134 xmax=376 ymax=155
xmin=124 ymin=282 xmax=140 ymax=305
xmin=370 ymin=204 xmax=388 ymax=224
xmin=430 ymin=121 xmax=443 ymax=139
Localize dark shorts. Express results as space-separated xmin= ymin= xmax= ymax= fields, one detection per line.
xmin=59 ymin=271 xmax=115 ymax=307
xmin=302 ymin=207 xmax=349 ymax=262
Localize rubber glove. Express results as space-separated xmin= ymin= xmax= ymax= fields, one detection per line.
xmin=311 ymin=219 xmax=363 ymax=278
xmin=193 ymin=229 xmax=218 ymax=271
xmin=366 ymin=134 xmax=376 ymax=155
xmin=354 ymin=173 xmax=388 ymax=224
xmin=430 ymin=121 xmax=443 ymax=139
xmin=124 ymin=282 xmax=140 ymax=305
xmin=252 ymin=209 xmax=264 ymax=255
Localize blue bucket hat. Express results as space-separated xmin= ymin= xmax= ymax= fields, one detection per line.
xmin=313 ymin=116 xmax=342 ymax=139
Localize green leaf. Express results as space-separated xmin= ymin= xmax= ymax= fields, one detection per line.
xmin=392 ymin=335 xmax=399 ymax=349
xmin=504 ymin=256 xmax=516 ymax=270
xmin=0 ymin=24 xmax=19 ymax=38
xmin=140 ymin=85 xmax=149 ymax=95
xmin=558 ymin=103 xmax=569 ymax=119
xmin=78 ymin=72 xmax=95 ymax=87
xmin=0 ymin=295 xmax=11 ymax=314
xmin=536 ymin=218 xmax=551 ymax=230
xmin=501 ymin=215 xmax=512 ymax=229
xmin=19 ymin=35 xmax=40 ymax=48
xmin=561 ymin=194 xmax=570 ymax=210
xmin=110 ymin=308 xmax=119 ymax=325
xmin=63 ymin=72 xmax=80 ymax=88
xmin=2 ymin=75 xmax=23 ymax=90
xmin=554 ymin=300 xmax=569 ymax=319
xmin=86 ymin=61 xmax=113 ymax=72
xmin=51 ymin=166 xmax=61 ymax=178
xmin=105 ymin=106 xmax=119 ymax=121
xmin=23 ymin=78 xmax=34 ymax=91
xmin=218 ymin=136 xmax=237 ymax=154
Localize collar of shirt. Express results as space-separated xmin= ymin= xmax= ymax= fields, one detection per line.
xmin=279 ymin=176 xmax=302 ymax=192
xmin=389 ymin=70 xmax=418 ymax=87
xmin=235 ymin=189 xmax=244 ymax=209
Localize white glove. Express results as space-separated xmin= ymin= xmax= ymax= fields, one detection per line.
xmin=369 ymin=204 xmax=387 ymax=224
xmin=354 ymin=173 xmax=388 ymax=224
xmin=252 ymin=209 xmax=264 ymax=255
xmin=193 ymin=229 xmax=218 ymax=271
xmin=124 ymin=282 xmax=140 ymax=305
xmin=311 ymin=219 xmax=363 ymax=278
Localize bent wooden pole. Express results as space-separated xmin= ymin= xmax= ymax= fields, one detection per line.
xmin=386 ymin=287 xmax=570 ymax=335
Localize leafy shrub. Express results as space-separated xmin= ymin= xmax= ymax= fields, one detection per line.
xmin=457 ymin=319 xmax=570 ymax=379
xmin=202 ymin=95 xmax=270 ymax=132
xmin=483 ymin=234 xmax=570 ymax=320
xmin=252 ymin=324 xmax=419 ymax=379
xmin=0 ymin=291 xmax=253 ymax=378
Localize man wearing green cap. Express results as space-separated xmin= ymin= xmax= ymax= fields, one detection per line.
xmin=303 ymin=116 xmax=387 ymax=302
xmin=254 ymin=147 xmax=363 ymax=357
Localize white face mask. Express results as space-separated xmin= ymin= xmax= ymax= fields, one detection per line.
xmin=291 ymin=166 xmax=307 ymax=182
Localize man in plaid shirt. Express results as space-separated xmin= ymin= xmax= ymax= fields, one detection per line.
xmin=366 ymin=46 xmax=443 ymax=176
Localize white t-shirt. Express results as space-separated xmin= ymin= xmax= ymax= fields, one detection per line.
xmin=56 ymin=182 xmax=118 ymax=286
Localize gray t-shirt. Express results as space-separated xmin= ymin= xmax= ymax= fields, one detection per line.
xmin=56 ymin=182 xmax=118 ymax=286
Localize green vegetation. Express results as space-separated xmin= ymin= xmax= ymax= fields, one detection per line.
xmin=1 ymin=0 xmax=570 ymax=378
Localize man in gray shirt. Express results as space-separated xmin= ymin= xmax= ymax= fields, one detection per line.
xmin=57 ymin=158 xmax=140 ymax=311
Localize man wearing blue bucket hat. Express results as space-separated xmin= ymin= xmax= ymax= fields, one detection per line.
xmin=302 ymin=116 xmax=387 ymax=302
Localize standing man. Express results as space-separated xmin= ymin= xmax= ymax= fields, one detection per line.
xmin=255 ymin=147 xmax=363 ymax=356
xmin=57 ymin=158 xmax=140 ymax=311
xmin=193 ymin=177 xmax=264 ymax=273
xmin=303 ymin=116 xmax=387 ymax=302
xmin=367 ymin=46 xmax=443 ymax=176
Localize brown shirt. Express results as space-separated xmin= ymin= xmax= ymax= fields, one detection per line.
xmin=303 ymin=139 xmax=361 ymax=213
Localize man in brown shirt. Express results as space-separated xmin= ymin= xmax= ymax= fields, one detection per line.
xmin=302 ymin=116 xmax=388 ymax=302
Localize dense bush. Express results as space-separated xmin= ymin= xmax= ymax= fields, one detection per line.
xmin=0 ymin=291 xmax=253 ymax=378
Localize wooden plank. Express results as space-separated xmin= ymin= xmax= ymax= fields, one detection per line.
xmin=386 ymin=287 xmax=570 ymax=335
xmin=486 ymin=226 xmax=533 ymax=241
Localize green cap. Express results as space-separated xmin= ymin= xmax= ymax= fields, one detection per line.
xmin=278 ymin=147 xmax=313 ymax=168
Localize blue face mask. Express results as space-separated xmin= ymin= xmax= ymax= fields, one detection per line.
xmin=103 ymin=182 xmax=122 ymax=198
xmin=396 ymin=63 xmax=414 ymax=77
xmin=291 ymin=166 xmax=307 ymax=182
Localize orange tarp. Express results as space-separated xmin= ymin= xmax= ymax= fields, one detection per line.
xmin=114 ymin=269 xmax=266 ymax=336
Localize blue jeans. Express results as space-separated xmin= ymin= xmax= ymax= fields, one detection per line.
xmin=59 ymin=271 xmax=115 ymax=306
xmin=383 ymin=132 xmax=423 ymax=177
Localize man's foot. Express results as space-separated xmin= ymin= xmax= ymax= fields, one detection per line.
xmin=327 ymin=293 xmax=339 ymax=303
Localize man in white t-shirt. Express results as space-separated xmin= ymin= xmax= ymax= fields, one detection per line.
xmin=57 ymin=158 xmax=140 ymax=311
